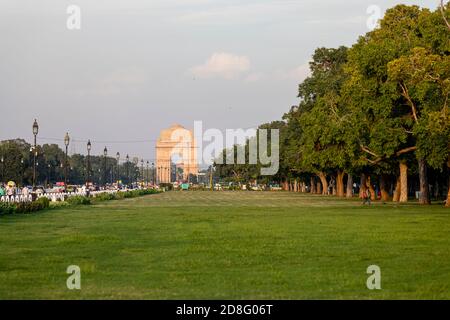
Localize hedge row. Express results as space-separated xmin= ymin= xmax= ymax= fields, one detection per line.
xmin=0 ymin=189 xmax=160 ymax=216
xmin=0 ymin=197 xmax=50 ymax=215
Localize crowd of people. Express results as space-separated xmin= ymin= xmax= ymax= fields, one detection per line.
xmin=0 ymin=184 xmax=30 ymax=197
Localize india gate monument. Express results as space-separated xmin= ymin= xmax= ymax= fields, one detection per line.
xmin=155 ymin=124 xmax=199 ymax=183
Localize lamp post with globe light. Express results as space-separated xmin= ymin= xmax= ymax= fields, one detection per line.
xmin=64 ymin=132 xmax=70 ymax=192
xmin=116 ymin=152 xmax=120 ymax=186
xmin=103 ymin=147 xmax=108 ymax=189
xmin=126 ymin=154 xmax=130 ymax=187
xmin=87 ymin=140 xmax=92 ymax=186
xmin=32 ymin=119 xmax=39 ymax=189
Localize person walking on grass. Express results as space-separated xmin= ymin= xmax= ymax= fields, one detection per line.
xmin=362 ymin=187 xmax=371 ymax=205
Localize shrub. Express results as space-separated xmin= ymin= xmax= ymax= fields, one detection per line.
xmin=67 ymin=196 xmax=91 ymax=206
xmin=49 ymin=201 xmax=70 ymax=209
xmin=120 ymin=189 xmax=159 ymax=199
xmin=15 ymin=201 xmax=46 ymax=214
xmin=115 ymin=192 xmax=125 ymax=199
xmin=36 ymin=197 xmax=50 ymax=209
xmin=1 ymin=189 xmax=160 ymax=216
xmin=94 ymin=193 xmax=117 ymax=202
xmin=0 ymin=202 xmax=15 ymax=215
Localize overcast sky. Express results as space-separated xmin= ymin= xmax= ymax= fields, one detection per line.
xmin=0 ymin=0 xmax=437 ymax=162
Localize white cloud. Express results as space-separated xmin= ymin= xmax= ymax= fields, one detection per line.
xmin=190 ymin=52 xmax=250 ymax=79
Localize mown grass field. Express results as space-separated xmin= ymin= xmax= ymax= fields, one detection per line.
xmin=0 ymin=191 xmax=449 ymax=299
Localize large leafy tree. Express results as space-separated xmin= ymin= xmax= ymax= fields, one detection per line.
xmin=297 ymin=46 xmax=351 ymax=195
xmin=388 ymin=47 xmax=450 ymax=204
xmin=344 ymin=4 xmax=449 ymax=203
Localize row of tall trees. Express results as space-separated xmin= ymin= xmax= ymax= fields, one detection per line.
xmin=216 ymin=4 xmax=450 ymax=205
xmin=0 ymin=139 xmax=145 ymax=186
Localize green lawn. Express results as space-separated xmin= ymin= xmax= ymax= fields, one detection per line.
xmin=0 ymin=191 xmax=449 ymax=299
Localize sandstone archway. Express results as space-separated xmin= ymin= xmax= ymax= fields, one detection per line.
xmin=155 ymin=124 xmax=199 ymax=183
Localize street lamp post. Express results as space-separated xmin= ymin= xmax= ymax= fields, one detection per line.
xmin=152 ymin=162 xmax=155 ymax=186
xmin=103 ymin=147 xmax=108 ymax=189
xmin=146 ymin=161 xmax=149 ymax=187
xmin=64 ymin=132 xmax=70 ymax=192
xmin=126 ymin=154 xmax=130 ymax=187
xmin=141 ymin=159 xmax=144 ymax=186
xmin=47 ymin=163 xmax=51 ymax=188
xmin=158 ymin=166 xmax=161 ymax=185
xmin=36 ymin=161 xmax=39 ymax=185
xmin=116 ymin=152 xmax=120 ymax=185
xmin=87 ymin=140 xmax=92 ymax=186
xmin=32 ymin=119 xmax=39 ymax=189
xmin=20 ymin=158 xmax=24 ymax=187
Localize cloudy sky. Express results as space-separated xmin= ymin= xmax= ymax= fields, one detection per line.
xmin=0 ymin=0 xmax=437 ymax=162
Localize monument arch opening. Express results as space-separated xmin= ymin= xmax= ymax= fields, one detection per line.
xmin=155 ymin=124 xmax=199 ymax=183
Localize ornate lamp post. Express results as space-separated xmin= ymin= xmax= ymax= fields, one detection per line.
xmin=103 ymin=147 xmax=108 ymax=189
xmin=32 ymin=119 xmax=39 ymax=189
xmin=64 ymin=132 xmax=70 ymax=192
xmin=47 ymin=163 xmax=51 ymax=188
xmin=141 ymin=159 xmax=144 ymax=186
xmin=20 ymin=158 xmax=24 ymax=187
xmin=146 ymin=161 xmax=149 ymax=187
xmin=158 ymin=166 xmax=162 ymax=184
xmin=116 ymin=152 xmax=120 ymax=185
xmin=126 ymin=154 xmax=130 ymax=187
xmin=87 ymin=140 xmax=92 ymax=186
xmin=36 ymin=160 xmax=39 ymax=185
xmin=152 ymin=162 xmax=155 ymax=186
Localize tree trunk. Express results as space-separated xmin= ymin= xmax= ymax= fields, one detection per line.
xmin=446 ymin=174 xmax=450 ymax=208
xmin=336 ymin=170 xmax=345 ymax=197
xmin=446 ymin=158 xmax=450 ymax=208
xmin=318 ymin=172 xmax=328 ymax=195
xmin=399 ymin=161 xmax=408 ymax=203
xmin=310 ymin=177 xmax=316 ymax=194
xmin=380 ymin=175 xmax=390 ymax=201
xmin=316 ymin=182 xmax=322 ymax=194
xmin=393 ymin=176 xmax=401 ymax=202
xmin=359 ymin=173 xmax=367 ymax=199
xmin=367 ymin=175 xmax=376 ymax=201
xmin=418 ymin=158 xmax=430 ymax=205
xmin=332 ymin=176 xmax=337 ymax=195
xmin=294 ymin=179 xmax=298 ymax=192
xmin=346 ymin=173 xmax=353 ymax=198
